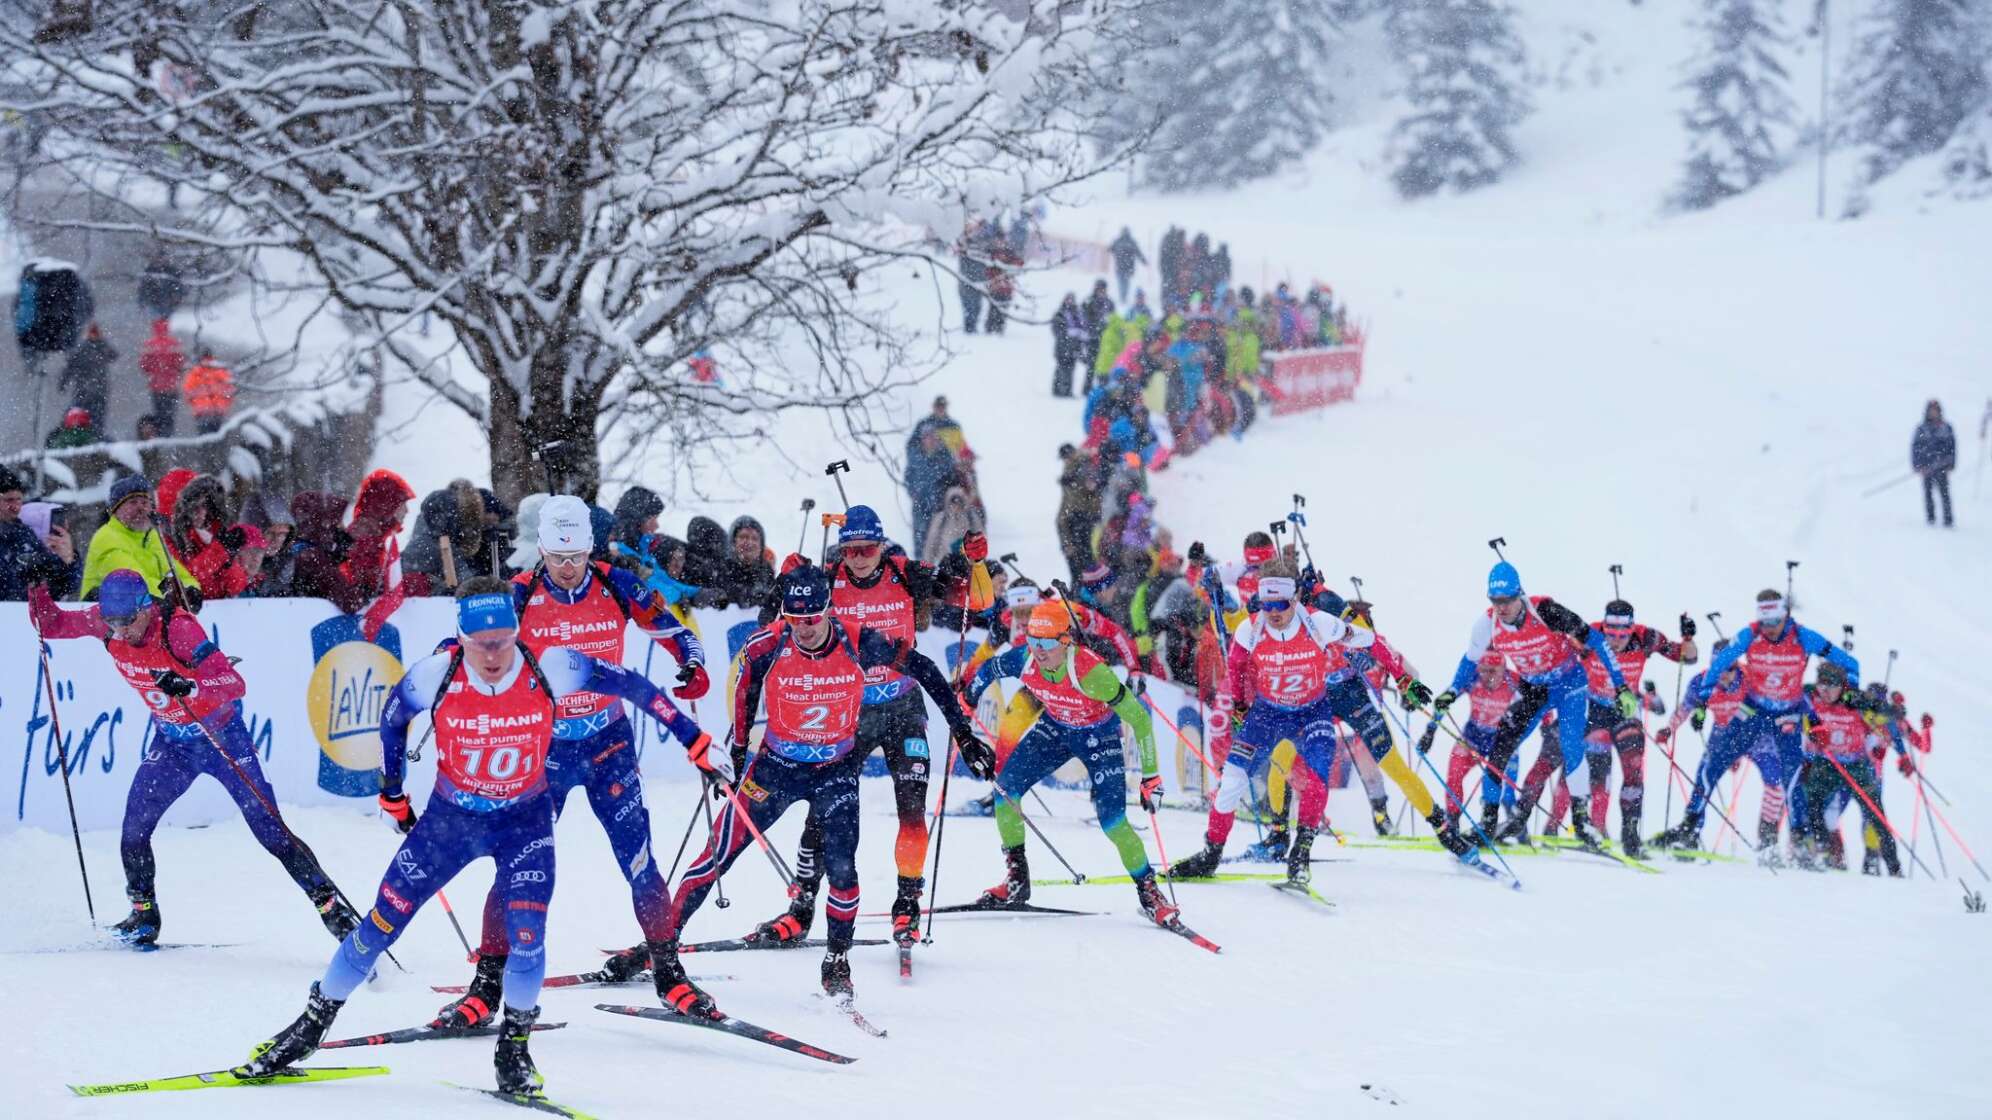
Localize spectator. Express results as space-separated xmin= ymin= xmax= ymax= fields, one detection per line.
xmin=1081 ymin=279 xmax=1114 ymax=360
xmin=1912 ymin=399 xmax=1956 ymax=528
xmin=1109 ymin=226 xmax=1146 ymax=305
xmin=905 ymin=424 xmax=963 ymax=557
xmin=1158 ymin=226 xmax=1184 ymax=311
xmin=984 ymin=239 xmax=1018 ymax=335
xmin=60 ymin=323 xmax=114 ymax=436
xmin=164 ymin=472 xmax=236 ymax=593
xmin=1056 ymin=443 xmax=1106 ymax=583
xmin=403 ymin=479 xmax=506 ymax=593
xmin=138 ymin=319 xmax=185 ymax=436
xmin=243 ymin=494 xmax=299 ymax=598
xmin=45 ymin=407 xmax=100 ymax=449
xmin=136 ymin=250 xmax=185 ymax=320
xmin=913 ymin=395 xmax=963 ymax=454
xmin=227 ymin=524 xmax=274 ymax=597
xmin=919 ymin=485 xmax=983 ymax=568
xmin=1214 ymin=242 xmax=1233 ymax=291
xmin=682 ymin=515 xmax=730 ymax=595
xmin=286 ymin=490 xmax=361 ymax=611
xmin=183 ymin=351 xmax=236 ymax=434
xmin=1051 ymin=293 xmax=1085 ymax=398
xmin=717 ymin=515 xmax=777 ymax=608
xmin=1128 ymin=546 xmax=1184 ymax=675
xmin=957 ymin=220 xmax=990 ymax=334
xmin=134 ymin=414 xmax=162 ymax=442
xmin=79 ymin=474 xmax=197 ymax=600
xmin=587 ymin=503 xmax=614 ymax=564
xmin=1 ymin=467 xmax=80 ymax=600
xmin=342 ymin=468 xmax=416 ymax=603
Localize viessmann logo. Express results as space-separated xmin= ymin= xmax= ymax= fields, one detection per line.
xmin=534 ymin=618 xmax=621 ymax=643
xmin=1256 ymin=648 xmax=1320 ymax=670
xmin=835 ymin=598 xmax=901 ymax=623
xmin=446 ymin=712 xmax=546 ymax=733
xmin=786 ymin=670 xmax=860 ymax=691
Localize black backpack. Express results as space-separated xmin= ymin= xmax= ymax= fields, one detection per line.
xmin=15 ymin=261 xmax=94 ymax=355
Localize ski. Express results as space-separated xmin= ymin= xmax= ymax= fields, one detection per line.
xmin=447 ymin=1082 xmax=601 ymax=1119
xmin=594 ymin=1005 xmax=856 ymax=1064
xmin=1361 ymin=1082 xmax=1404 ymax=1106
xmin=434 ymin=973 xmax=734 ymax=994
xmin=322 ymin=1022 xmax=565 ymax=1049
xmin=68 ymin=1065 xmax=388 ymax=1096
xmin=679 ymin=937 xmax=887 ymax=954
xmin=1155 ymin=916 xmax=1221 ymax=953
xmin=1539 ymin=835 xmax=1662 ymax=874
xmin=1220 ymin=853 xmax=1352 ymax=865
xmin=10 ymin=940 xmax=244 ymax=956
xmin=1453 ymin=848 xmax=1522 ymax=889
xmin=1667 ymin=847 xmax=1745 ymax=865
xmin=927 ymin=900 xmax=1098 ymax=915
xmin=1045 ymin=872 xmax=1282 ymax=886
xmin=897 ymin=941 xmax=912 ymax=980
xmin=817 ymin=993 xmax=888 ymax=1038
xmin=1268 ymin=881 xmax=1336 ymax=909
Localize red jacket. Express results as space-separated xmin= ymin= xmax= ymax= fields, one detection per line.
xmin=139 ymin=321 xmax=186 ymax=394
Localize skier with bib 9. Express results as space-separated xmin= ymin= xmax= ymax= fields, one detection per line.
xmin=235 ymin=579 xmax=726 ymax=1097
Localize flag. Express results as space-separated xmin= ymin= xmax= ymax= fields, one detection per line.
xmin=360 ymin=535 xmax=405 ymax=642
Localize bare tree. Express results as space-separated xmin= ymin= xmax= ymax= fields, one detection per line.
xmin=1 ymin=1 xmax=1135 ymax=502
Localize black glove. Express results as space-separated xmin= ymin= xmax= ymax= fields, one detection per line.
xmin=1431 ymin=689 xmax=1458 ymax=715
xmin=152 ymin=669 xmax=196 ymax=698
xmin=1416 ymin=723 xmax=1440 ymax=756
xmin=219 ymin=525 xmax=248 ymax=551
xmin=1690 ymin=707 xmax=1707 ymax=732
xmin=953 ymin=727 xmax=997 ymax=780
xmin=729 ymin=739 xmax=749 ymax=785
xmin=1678 ymin=613 xmax=1696 ymax=639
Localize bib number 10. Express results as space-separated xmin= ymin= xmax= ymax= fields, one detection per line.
xmin=459 ymin=745 xmax=530 ymax=781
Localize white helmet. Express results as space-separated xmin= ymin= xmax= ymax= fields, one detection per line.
xmin=537 ymin=495 xmax=592 ymax=553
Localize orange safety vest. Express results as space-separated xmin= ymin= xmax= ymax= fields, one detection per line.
xmin=183 ymin=360 xmax=236 ymax=416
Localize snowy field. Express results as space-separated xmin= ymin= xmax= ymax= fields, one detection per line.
xmin=6 ymin=3 xmax=1992 ymax=1117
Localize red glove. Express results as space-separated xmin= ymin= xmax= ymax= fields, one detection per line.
xmin=685 ymin=731 xmax=735 ymax=784
xmin=674 ymin=663 xmax=710 ymax=700
xmin=1139 ymin=774 xmax=1164 ymax=813
xmin=378 ymin=791 xmax=417 ymax=834
xmin=1869 ymin=745 xmax=1886 ymax=765
xmin=1921 ymin=712 xmax=1935 ymax=730
xmin=1654 ymin=727 xmax=1673 ymax=745
xmin=961 ymin=531 xmax=988 ymax=563
xmin=780 ymin=552 xmax=808 ymax=575
xmin=1897 ymin=753 xmax=1915 ymax=777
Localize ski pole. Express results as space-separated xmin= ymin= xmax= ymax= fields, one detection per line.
xmin=1287 ymin=494 xmax=1316 ymax=569
xmin=1140 ymin=691 xmax=1221 ymax=782
xmin=711 ymin=779 xmax=798 ymax=891
xmin=32 ymin=626 xmax=96 ymax=924
xmin=704 ymin=793 xmax=730 ymax=909
xmin=663 ymin=781 xmax=709 ymax=887
xmin=819 ymin=512 xmax=845 ymax=562
xmin=431 ymin=887 xmax=476 ymax=961
xmin=1857 ymin=471 xmax=1915 ymax=499
xmin=1147 ymin=804 xmax=1178 ymax=906
xmin=1652 ymin=721 xmax=1758 ymax=854
xmin=1909 ymin=767 xmax=1946 ymax=879
xmin=999 ymin=790 xmax=1085 ymax=883
xmin=1362 ymin=686 xmax=1520 ymax=883
xmin=1908 ymin=763 xmax=1987 ymax=881
xmin=921 ymin=740 xmax=957 ymax=945
xmin=794 ymin=498 xmax=815 ymax=557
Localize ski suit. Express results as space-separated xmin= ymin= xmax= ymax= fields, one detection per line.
xmin=676 ymin=620 xmax=974 ymax=951
xmin=463 ymin=565 xmax=705 ymax=956
xmin=967 ymin=644 xmax=1157 ymax=876
xmin=324 ymin=645 xmax=707 ymax=1010
xmin=1573 ymin=624 xmax=1688 ymax=836
xmin=1795 ymin=688 xmax=1901 ymax=873
xmin=1446 ymin=669 xmax=1523 ymax=818
xmin=29 ymin=588 xmax=331 ymax=905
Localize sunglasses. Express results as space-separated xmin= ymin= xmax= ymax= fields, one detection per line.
xmin=842 ymin=542 xmax=882 ymax=558
xmin=103 ymin=612 xmax=142 ymax=629
xmin=1026 ymin=636 xmax=1064 ymax=652
xmin=1489 ymin=595 xmax=1521 ymax=608
xmin=1258 ymin=598 xmax=1292 ymax=613
xmin=543 ymin=550 xmax=590 ymax=568
xmin=785 ymin=611 xmax=828 ymax=626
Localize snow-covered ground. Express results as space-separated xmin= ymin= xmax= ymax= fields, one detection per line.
xmin=7 ymin=3 xmax=1991 ymax=1117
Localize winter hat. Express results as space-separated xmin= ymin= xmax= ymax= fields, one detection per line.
xmin=99 ymin=570 xmax=154 ymax=621
xmin=62 ymin=406 xmax=90 ymax=429
xmin=1816 ymin=661 xmax=1849 ymax=688
xmin=457 ymin=591 xmax=519 ymax=636
xmin=1603 ymin=599 xmax=1635 ymax=632
xmin=107 ymin=474 xmax=153 ymax=512
xmin=1487 ymin=562 xmax=1522 ymax=600
xmin=779 ymin=565 xmax=832 ymax=616
xmin=1026 ymin=602 xmax=1072 ymax=640
xmin=154 ymin=467 xmax=197 ymax=519
xmin=537 ymin=495 xmax=592 ymax=553
xmin=1754 ymin=589 xmax=1787 ymax=624
xmin=352 ymin=468 xmax=416 ymax=525
xmin=231 ymin=523 xmax=267 ymax=551
xmin=839 ymin=505 xmax=885 ymax=544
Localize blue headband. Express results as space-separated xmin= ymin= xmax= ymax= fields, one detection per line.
xmin=457 ymin=592 xmax=519 ymax=635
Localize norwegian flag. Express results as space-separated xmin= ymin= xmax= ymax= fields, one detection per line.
xmin=360 ymin=535 xmax=406 ymax=642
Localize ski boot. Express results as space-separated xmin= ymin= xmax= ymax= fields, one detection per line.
xmin=597 ymin=943 xmax=651 ymax=982
xmin=1568 ymin=802 xmax=1604 ymax=852
xmin=112 ymin=892 xmax=161 ymax=947
xmin=650 ymin=939 xmax=721 ymax=1019
xmin=1828 ymin=834 xmax=1849 ymax=871
xmin=1493 ymin=810 xmax=1532 ymax=847
xmin=1285 ymin=826 xmax=1317 ymax=885
xmin=1478 ymin=803 xmax=1502 ymax=847
xmin=1793 ymin=838 xmax=1822 ymax=871
xmin=308 ymin=883 xmax=360 ymax=940
xmin=890 ymin=875 xmax=924 ymax=945
xmin=1861 ymin=848 xmax=1881 ymax=876
xmin=1133 ymin=871 xmax=1180 ymax=926
xmin=1240 ymin=826 xmax=1290 ymax=863
xmin=977 ymin=846 xmax=1031 ymax=908
xmin=1167 ymin=838 xmax=1224 ymax=880
xmin=1650 ymin=811 xmax=1702 ymax=851
xmin=1428 ymin=810 xmax=1474 ymax=857
xmin=746 ymin=882 xmax=817 ymax=946
xmin=821 ymin=949 xmax=854 ymax=997
xmin=956 ymin=791 xmax=996 ymax=817
xmin=1369 ymin=796 xmax=1393 ymax=837
xmin=236 ymin=982 xmax=343 ymax=1076
xmin=1619 ymin=811 xmax=1645 ymax=860
xmin=493 ymin=1004 xmax=543 ymax=1095
xmin=431 ymin=952 xmax=507 ymax=1028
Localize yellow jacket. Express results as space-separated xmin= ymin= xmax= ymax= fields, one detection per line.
xmin=79 ymin=518 xmax=200 ymax=600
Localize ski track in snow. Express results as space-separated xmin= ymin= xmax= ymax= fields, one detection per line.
xmin=10 ymin=5 xmax=1992 ymax=1117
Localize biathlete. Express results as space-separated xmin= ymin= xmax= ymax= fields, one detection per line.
xmin=966 ymin=600 xmax=1180 ymax=921
xmin=29 ymin=570 xmax=360 ymax=947
xmin=641 ymin=565 xmax=995 ymax=1012
xmin=432 ymin=496 xmax=710 ymax=1027
xmin=237 ymin=579 xmax=725 ymax=1096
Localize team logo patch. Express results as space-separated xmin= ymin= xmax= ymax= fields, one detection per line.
xmin=380 ymin=883 xmax=413 ymax=914
xmin=518 ymin=928 xmax=536 ymax=944
xmin=509 ymin=899 xmax=549 ymax=912
xmin=609 ymin=782 xmax=624 ymax=798
xmin=394 ymin=848 xmax=427 ymax=882
xmin=369 ymin=909 xmax=396 ymax=934
xmin=902 ymin=737 xmax=930 ymax=760
xmin=740 ymin=778 xmax=770 ymax=803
